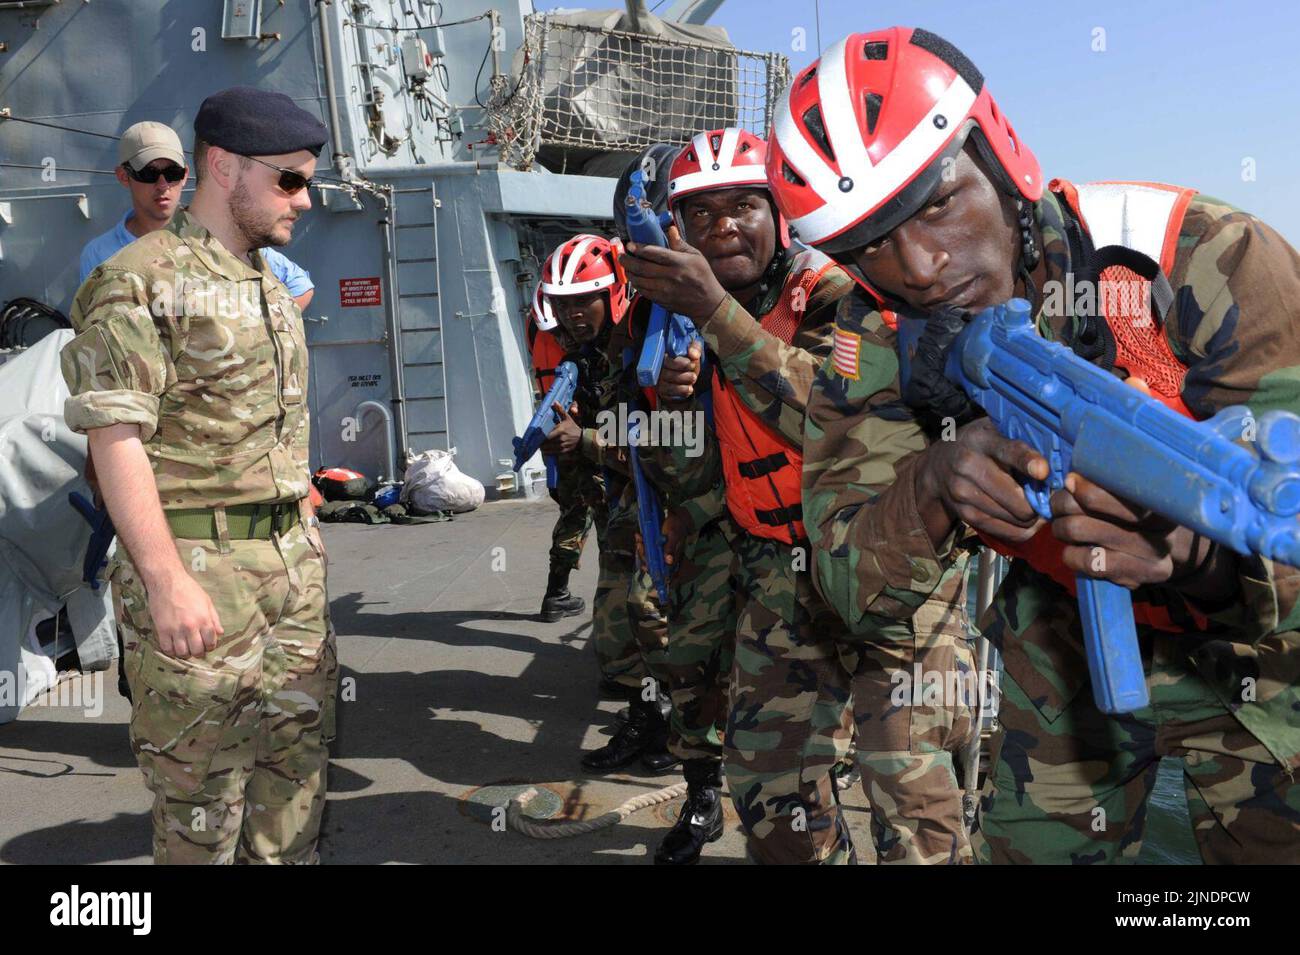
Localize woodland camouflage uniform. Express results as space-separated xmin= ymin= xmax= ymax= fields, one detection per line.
xmin=804 ymin=190 xmax=1300 ymax=864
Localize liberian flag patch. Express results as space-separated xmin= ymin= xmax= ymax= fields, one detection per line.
xmin=833 ymin=327 xmax=860 ymax=379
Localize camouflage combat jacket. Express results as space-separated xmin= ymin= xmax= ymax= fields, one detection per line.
xmin=555 ymin=318 xmax=633 ymax=554
xmin=647 ymin=250 xmax=853 ymax=533
xmin=61 ymin=209 xmax=311 ymax=507
xmin=572 ymin=319 xmax=628 ymax=475
xmin=803 ymin=188 xmax=1300 ymax=767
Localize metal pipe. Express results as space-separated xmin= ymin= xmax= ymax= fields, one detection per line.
xmin=0 ymin=1 xmax=59 ymax=9
xmin=424 ymin=163 xmax=483 ymax=175
xmin=377 ymin=185 xmax=410 ymax=470
xmin=354 ymin=399 xmax=396 ymax=480
xmin=308 ymin=336 xmax=388 ymax=347
xmin=315 ymin=0 xmax=352 ymax=178
xmin=488 ymin=9 xmax=502 ymax=80
xmin=0 ymin=192 xmax=86 ymax=202
xmin=428 ymin=177 xmax=449 ymax=449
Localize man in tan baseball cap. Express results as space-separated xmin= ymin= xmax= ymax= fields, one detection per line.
xmin=79 ymin=121 xmax=189 ymax=282
xmin=79 ymin=119 xmax=316 ymax=308
xmin=118 ymin=119 xmax=187 ymax=172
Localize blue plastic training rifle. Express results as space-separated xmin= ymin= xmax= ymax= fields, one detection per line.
xmin=941 ymin=298 xmax=1300 ymax=714
xmin=512 ymin=359 xmax=580 ymax=489
xmin=625 ymin=170 xmax=709 ymax=400
xmin=68 ymin=491 xmax=115 ymax=591
xmin=626 ymin=415 xmax=671 ymax=604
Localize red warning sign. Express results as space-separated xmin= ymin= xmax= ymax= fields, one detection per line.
xmin=339 ymin=277 xmax=383 ymax=307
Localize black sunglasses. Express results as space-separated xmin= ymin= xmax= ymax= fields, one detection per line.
xmin=240 ymin=154 xmax=317 ymax=195
xmin=124 ymin=163 xmax=187 ymax=184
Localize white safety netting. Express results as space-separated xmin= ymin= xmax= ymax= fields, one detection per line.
xmin=487 ymin=12 xmax=790 ymax=171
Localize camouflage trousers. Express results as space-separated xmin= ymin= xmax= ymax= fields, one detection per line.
xmin=974 ymin=637 xmax=1300 ymax=864
xmin=549 ymin=498 xmax=595 ymax=573
xmin=113 ymin=518 xmax=335 ymax=865
xmin=548 ymin=457 xmax=601 ymax=573
xmin=592 ymin=490 xmax=670 ymax=691
xmin=662 ymin=517 xmax=737 ymax=761
xmin=838 ymin=611 xmax=976 ymax=864
xmin=725 ymin=532 xmax=975 ymax=865
xmin=593 ymin=552 xmax=671 ymax=693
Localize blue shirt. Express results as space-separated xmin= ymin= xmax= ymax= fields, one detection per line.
xmin=78 ymin=210 xmax=137 ymax=284
xmin=78 ymin=209 xmax=314 ymax=296
xmin=259 ymin=247 xmax=314 ymax=297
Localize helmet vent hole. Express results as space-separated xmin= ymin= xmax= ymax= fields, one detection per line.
xmin=800 ymin=67 xmax=818 ymax=87
xmin=739 ymin=141 xmax=751 ymax=153
xmin=711 ymin=134 xmax=722 ymax=152
xmin=864 ymin=92 xmax=883 ymax=135
xmin=801 ymin=106 xmax=835 ymax=162
xmin=781 ymin=162 xmax=805 ymax=187
xmin=863 ymin=41 xmax=888 ymax=60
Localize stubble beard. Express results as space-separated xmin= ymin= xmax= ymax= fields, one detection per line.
xmin=229 ymin=174 xmax=292 ymax=249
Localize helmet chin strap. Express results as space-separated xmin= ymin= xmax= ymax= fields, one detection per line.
xmin=1016 ymin=198 xmax=1041 ymax=315
xmin=750 ymin=203 xmax=789 ymax=299
xmin=756 ymin=243 xmax=787 ymax=297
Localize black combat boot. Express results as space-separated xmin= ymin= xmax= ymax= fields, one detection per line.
xmin=639 ymin=691 xmax=680 ymax=774
xmin=581 ymin=696 xmax=660 ymax=772
xmin=655 ymin=758 xmax=724 ymax=865
xmin=540 ymin=567 xmax=585 ymax=622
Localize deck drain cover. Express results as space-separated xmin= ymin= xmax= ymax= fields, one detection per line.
xmin=459 ymin=782 xmax=566 ymax=824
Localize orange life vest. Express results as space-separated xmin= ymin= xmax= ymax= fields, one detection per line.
xmin=712 ymin=248 xmax=838 ymax=544
xmin=529 ymin=326 xmax=568 ymax=394
xmin=981 ymin=179 xmax=1207 ymax=631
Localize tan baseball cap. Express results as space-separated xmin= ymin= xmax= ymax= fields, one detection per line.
xmin=118 ymin=121 xmax=186 ymax=171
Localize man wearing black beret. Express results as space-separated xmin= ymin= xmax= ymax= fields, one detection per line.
xmin=61 ymin=87 xmax=337 ymax=864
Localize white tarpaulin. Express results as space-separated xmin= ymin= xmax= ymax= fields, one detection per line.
xmin=0 ymin=331 xmax=116 ymax=723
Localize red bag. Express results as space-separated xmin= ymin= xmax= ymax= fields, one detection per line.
xmin=312 ymin=467 xmax=373 ymax=502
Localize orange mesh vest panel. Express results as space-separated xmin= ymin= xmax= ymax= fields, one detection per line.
xmin=711 ymin=249 xmax=836 ymax=543
xmin=981 ymin=179 xmax=1207 ymax=631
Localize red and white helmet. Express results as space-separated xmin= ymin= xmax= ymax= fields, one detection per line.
xmin=667 ymin=128 xmax=791 ymax=247
xmin=531 ymin=281 xmax=557 ymax=331
xmin=538 ymin=233 xmax=629 ymax=326
xmin=767 ymin=27 xmax=1041 ymax=255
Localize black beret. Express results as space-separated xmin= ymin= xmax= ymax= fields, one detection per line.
xmin=194 ymin=86 xmax=328 ymax=157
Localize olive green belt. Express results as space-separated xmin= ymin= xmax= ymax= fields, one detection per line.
xmin=165 ymin=502 xmax=301 ymax=540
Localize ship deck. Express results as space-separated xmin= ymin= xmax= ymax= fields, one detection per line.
xmin=0 ymin=498 xmax=877 ymax=864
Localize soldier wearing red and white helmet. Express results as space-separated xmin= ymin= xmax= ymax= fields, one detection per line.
xmin=621 ymin=128 xmax=860 ymax=865
xmin=667 ymin=128 xmax=792 ymax=247
xmin=526 ymin=238 xmax=613 ymax=628
xmin=537 ymin=233 xmax=629 ymax=344
xmin=524 ymin=276 xmax=597 ymax=628
xmin=770 ymin=30 xmax=1038 ymax=246
xmin=768 ymin=26 xmax=1043 ymax=311
xmin=789 ymin=27 xmax=1300 ymax=865
xmin=532 ymin=233 xmax=679 ymax=779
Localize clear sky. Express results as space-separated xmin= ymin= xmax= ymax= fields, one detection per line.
xmin=535 ymin=0 xmax=1300 ymax=243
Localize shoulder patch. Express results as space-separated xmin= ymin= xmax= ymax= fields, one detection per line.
xmin=833 ymin=326 xmax=861 ymax=379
